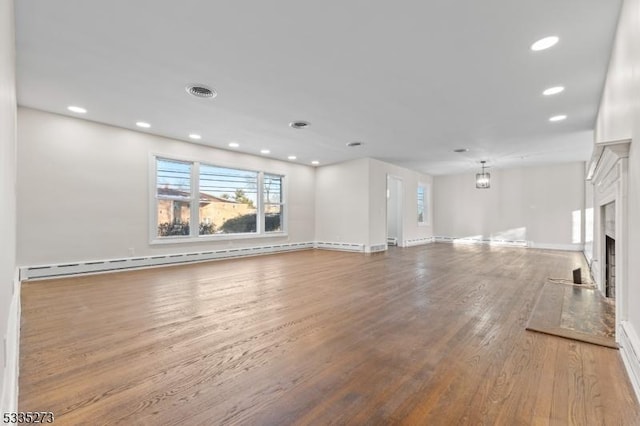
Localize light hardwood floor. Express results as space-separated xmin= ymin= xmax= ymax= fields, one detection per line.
xmin=19 ymin=244 xmax=640 ymax=425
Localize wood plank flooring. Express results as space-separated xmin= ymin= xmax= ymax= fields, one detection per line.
xmin=19 ymin=244 xmax=640 ymax=425
xmin=527 ymin=282 xmax=617 ymax=349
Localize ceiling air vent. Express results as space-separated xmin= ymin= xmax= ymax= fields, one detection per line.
xmin=185 ymin=84 xmax=217 ymax=99
xmin=289 ymin=121 xmax=310 ymax=129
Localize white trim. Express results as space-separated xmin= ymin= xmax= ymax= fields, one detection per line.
xmin=586 ymin=139 xmax=631 ymax=181
xmin=434 ymin=236 xmax=528 ymax=247
xmin=314 ymin=242 xmax=365 ymax=253
xmin=619 ymin=321 xmax=640 ymax=403
xmin=1 ymin=269 xmax=20 ymax=415
xmin=588 ymin=139 xmax=631 ymax=341
xmin=404 ymin=237 xmax=435 ymax=247
xmin=433 ymin=236 xmax=584 ymax=251
xmin=20 ymin=242 xmax=314 ymax=280
xmin=150 ymin=231 xmax=289 ymax=245
xmin=366 ymin=244 xmax=388 ymax=253
xmin=528 ymin=242 xmax=585 ymax=252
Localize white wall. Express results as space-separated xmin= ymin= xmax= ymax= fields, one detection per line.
xmin=433 ymin=162 xmax=585 ymax=250
xmin=595 ymin=0 xmax=640 ymax=336
xmin=17 ymin=108 xmax=316 ymax=265
xmin=315 ymin=158 xmax=370 ymax=245
xmin=0 ymin=0 xmax=18 ymax=414
xmin=314 ymin=157 xmax=433 ymax=250
xmin=368 ymin=158 xmax=433 ymax=248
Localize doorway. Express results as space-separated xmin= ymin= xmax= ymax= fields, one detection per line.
xmin=387 ymin=175 xmax=403 ymax=247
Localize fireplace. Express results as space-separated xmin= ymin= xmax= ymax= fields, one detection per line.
xmin=605 ymin=235 xmax=615 ymax=298
xmin=586 ymin=139 xmax=630 ymax=342
xmin=603 ymin=202 xmax=616 ymax=299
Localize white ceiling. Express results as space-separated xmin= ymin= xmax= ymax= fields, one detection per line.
xmin=14 ymin=0 xmax=621 ymax=175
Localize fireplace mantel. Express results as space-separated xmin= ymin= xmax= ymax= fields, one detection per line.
xmin=586 ymin=138 xmax=631 ymax=346
xmin=586 ymin=139 xmax=630 ymax=184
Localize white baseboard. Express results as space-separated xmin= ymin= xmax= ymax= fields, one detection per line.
xmin=20 ymin=241 xmax=382 ymax=281
xmin=21 ymin=237 xmax=582 ymax=281
xmin=20 ymin=242 xmax=315 ymax=280
xmin=433 ymin=236 xmax=527 ymax=247
xmin=619 ymin=321 xmax=640 ymax=404
xmin=1 ymin=270 xmax=20 ymax=415
xmin=528 ymin=242 xmax=584 ymax=252
xmin=314 ymin=242 xmax=365 ymax=253
xmin=433 ymin=236 xmax=584 ymax=251
xmin=366 ymin=244 xmax=387 ymax=253
xmin=404 ymin=237 xmax=434 ymax=247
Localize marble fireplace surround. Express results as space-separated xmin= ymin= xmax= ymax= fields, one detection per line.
xmin=586 ymin=139 xmax=630 ymax=338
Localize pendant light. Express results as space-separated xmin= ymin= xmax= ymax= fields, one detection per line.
xmin=476 ymin=160 xmax=490 ymax=189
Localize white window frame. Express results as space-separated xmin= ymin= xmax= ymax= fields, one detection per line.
xmin=150 ymin=154 xmax=287 ymax=244
xmin=417 ymin=183 xmax=429 ymax=226
xmin=263 ymin=173 xmax=285 ymax=234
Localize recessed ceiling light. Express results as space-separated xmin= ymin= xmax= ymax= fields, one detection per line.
xmin=543 ymin=86 xmax=565 ymax=96
xmin=287 ymin=155 xmax=297 ymax=160
xmin=346 ymin=141 xmax=364 ymax=147
xmin=67 ymin=106 xmax=87 ymax=114
xmin=260 ymin=149 xmax=271 ymax=154
xmin=228 ymin=142 xmax=240 ymax=148
xmin=136 ymin=121 xmax=151 ymax=128
xmin=185 ymin=84 xmax=217 ymax=99
xmin=549 ymin=115 xmax=567 ymax=122
xmin=453 ymin=148 xmax=469 ymax=153
xmin=531 ymin=36 xmax=559 ymax=51
xmin=289 ymin=121 xmax=310 ymax=129
xmin=311 ymin=160 xmax=320 ymax=165
xmin=189 ymin=134 xmax=202 ymax=140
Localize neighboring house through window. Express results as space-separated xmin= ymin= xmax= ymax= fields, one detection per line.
xmin=153 ymin=156 xmax=285 ymax=241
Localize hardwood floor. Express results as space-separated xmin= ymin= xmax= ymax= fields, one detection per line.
xmin=527 ymin=282 xmax=617 ymax=349
xmin=19 ymin=244 xmax=640 ymax=425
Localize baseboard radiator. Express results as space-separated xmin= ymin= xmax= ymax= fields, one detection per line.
xmin=314 ymin=242 xmax=365 ymax=252
xmin=619 ymin=321 xmax=640 ymax=403
xmin=20 ymin=242 xmax=315 ymax=280
xmin=434 ymin=236 xmax=528 ymax=247
xmin=404 ymin=237 xmax=435 ymax=247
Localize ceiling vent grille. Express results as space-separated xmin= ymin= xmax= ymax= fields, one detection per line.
xmin=186 ymin=84 xmax=217 ymax=99
xmin=289 ymin=121 xmax=310 ymax=129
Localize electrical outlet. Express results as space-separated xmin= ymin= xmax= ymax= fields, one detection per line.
xmin=128 ymin=247 xmax=135 ymax=256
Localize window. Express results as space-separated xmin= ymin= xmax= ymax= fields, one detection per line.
xmin=153 ymin=156 xmax=285 ymax=241
xmin=264 ymin=174 xmax=283 ymax=233
xmin=156 ymin=159 xmax=193 ymax=237
xmin=417 ymin=184 xmax=427 ymax=224
xmin=199 ymin=164 xmax=258 ymax=235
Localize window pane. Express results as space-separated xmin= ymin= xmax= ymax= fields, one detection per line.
xmin=264 ymin=174 xmax=283 ymax=204
xmin=157 ymin=200 xmax=191 ymax=237
xmin=157 ymin=158 xmax=191 ymax=198
xmin=199 ymin=164 xmax=258 ymax=234
xmin=417 ymin=186 xmax=425 ymax=223
xmin=265 ymin=204 xmax=282 ymax=232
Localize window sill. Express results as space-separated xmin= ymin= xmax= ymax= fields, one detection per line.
xmin=150 ymin=232 xmax=289 ymax=245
